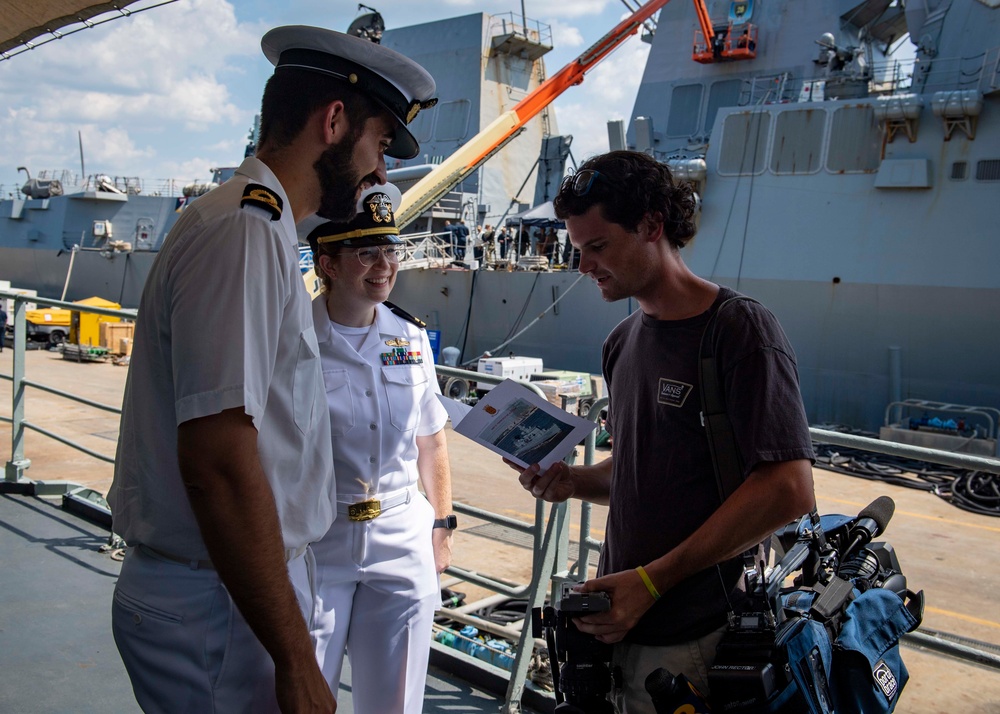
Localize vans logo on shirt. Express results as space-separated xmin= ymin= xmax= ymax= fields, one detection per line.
xmin=657 ymin=378 xmax=693 ymax=408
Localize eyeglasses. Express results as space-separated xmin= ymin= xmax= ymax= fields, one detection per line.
xmin=350 ymin=245 xmax=404 ymax=267
xmin=561 ymin=169 xmax=606 ymax=197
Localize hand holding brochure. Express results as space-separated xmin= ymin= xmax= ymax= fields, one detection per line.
xmin=438 ymin=378 xmax=598 ymax=470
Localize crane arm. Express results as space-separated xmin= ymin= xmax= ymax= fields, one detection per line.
xmin=396 ymin=0 xmax=672 ymax=227
xmin=693 ymin=0 xmax=715 ymax=42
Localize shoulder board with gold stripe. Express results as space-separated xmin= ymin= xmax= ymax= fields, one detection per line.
xmin=240 ymin=183 xmax=283 ymax=221
xmin=384 ymin=301 xmax=426 ymax=329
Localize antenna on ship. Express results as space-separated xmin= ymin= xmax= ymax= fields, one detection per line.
xmin=78 ymin=130 xmax=86 ymax=180
xmin=347 ymin=5 xmax=385 ymax=44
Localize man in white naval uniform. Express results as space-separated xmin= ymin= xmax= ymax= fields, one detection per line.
xmin=108 ymin=26 xmax=437 ymax=713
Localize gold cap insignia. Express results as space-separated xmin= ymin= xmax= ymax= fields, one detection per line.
xmin=368 ymin=192 xmax=394 ymax=224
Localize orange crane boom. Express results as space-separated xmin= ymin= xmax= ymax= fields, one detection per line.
xmin=396 ymin=0 xmax=673 ymax=227
xmin=693 ymin=0 xmax=715 ymax=42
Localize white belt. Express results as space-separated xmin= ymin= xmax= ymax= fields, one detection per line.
xmin=336 ymin=484 xmax=415 ymax=522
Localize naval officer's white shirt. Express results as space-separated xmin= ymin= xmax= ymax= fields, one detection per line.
xmin=109 ymin=157 xmax=336 ymax=559
xmin=312 ymin=297 xmax=447 ymax=497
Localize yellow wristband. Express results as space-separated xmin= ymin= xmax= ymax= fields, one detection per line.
xmin=635 ymin=565 xmax=661 ymax=601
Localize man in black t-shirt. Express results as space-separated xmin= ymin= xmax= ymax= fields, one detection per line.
xmin=510 ymin=151 xmax=815 ymax=712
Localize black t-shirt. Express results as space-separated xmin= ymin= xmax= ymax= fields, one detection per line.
xmin=599 ymin=287 xmax=814 ymax=645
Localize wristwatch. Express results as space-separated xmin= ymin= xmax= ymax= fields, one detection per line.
xmin=433 ymin=515 xmax=458 ymax=530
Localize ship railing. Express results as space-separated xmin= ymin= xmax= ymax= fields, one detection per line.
xmin=1 ymin=293 xmax=135 ymax=523
xmin=908 ymin=46 xmax=1000 ymax=95
xmin=398 ymin=231 xmax=457 ymax=269
xmin=487 ymin=11 xmax=553 ymax=51
xmin=7 ymin=294 xmax=1000 ymax=709
xmin=743 ymin=46 xmax=1000 ymax=106
xmin=2 ymin=169 xmax=83 ymax=199
xmin=0 ymin=175 xmax=192 ymax=200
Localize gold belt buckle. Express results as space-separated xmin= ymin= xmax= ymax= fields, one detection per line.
xmin=348 ymin=499 xmax=382 ymax=522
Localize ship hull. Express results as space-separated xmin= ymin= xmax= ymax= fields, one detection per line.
xmin=392 ymin=268 xmax=1000 ymax=432
xmin=0 ymin=245 xmax=154 ymax=308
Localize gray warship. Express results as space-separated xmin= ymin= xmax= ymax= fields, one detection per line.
xmin=0 ymin=9 xmax=554 ymax=309
xmin=390 ymin=0 xmax=1000 ymax=432
xmin=3 ymin=0 xmax=999 ymax=435
xmin=4 ymin=6 xmax=1000 ymax=714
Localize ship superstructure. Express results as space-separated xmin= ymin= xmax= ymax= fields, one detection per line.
xmin=393 ymin=0 xmax=1000 ymax=431
xmin=3 ymin=1 xmax=999 ymax=432
xmin=380 ymin=12 xmax=557 ymax=230
xmin=624 ymin=0 xmax=1000 ymax=428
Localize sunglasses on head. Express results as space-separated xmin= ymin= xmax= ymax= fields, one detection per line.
xmin=560 ymin=169 xmax=607 ymax=197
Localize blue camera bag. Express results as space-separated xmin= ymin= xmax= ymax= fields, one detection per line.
xmin=749 ymin=587 xmax=918 ymax=714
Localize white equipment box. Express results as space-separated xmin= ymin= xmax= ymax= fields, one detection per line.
xmin=476 ymin=356 xmax=544 ymax=392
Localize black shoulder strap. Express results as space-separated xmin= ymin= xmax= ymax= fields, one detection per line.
xmin=383 ymin=300 xmax=426 ymax=329
xmin=240 ymin=183 xmax=283 ymax=221
xmin=698 ymin=295 xmax=760 ymax=505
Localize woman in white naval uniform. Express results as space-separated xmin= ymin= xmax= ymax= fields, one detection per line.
xmin=306 ymin=182 xmax=455 ymax=713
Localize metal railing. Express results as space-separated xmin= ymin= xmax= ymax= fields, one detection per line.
xmin=398 ymin=230 xmax=456 ymax=270
xmin=5 ymin=290 xmax=1000 ymax=710
xmin=2 ymin=292 xmax=135 ymax=489
xmin=0 ymin=291 xmax=578 ymax=711
xmin=741 ymin=45 xmax=1000 ymax=106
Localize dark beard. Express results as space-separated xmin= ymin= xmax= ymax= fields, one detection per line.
xmin=314 ymin=133 xmax=362 ymax=222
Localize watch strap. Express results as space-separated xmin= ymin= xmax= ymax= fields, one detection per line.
xmin=433 ymin=515 xmax=458 ymax=530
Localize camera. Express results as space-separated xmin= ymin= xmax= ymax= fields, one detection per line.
xmin=532 ymin=583 xmax=615 ymax=713
xmin=705 ymin=497 xmax=922 ymax=713
xmin=709 ymin=596 xmax=788 ymax=710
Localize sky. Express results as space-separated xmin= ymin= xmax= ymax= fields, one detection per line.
xmin=0 ymin=0 xmax=653 ymax=197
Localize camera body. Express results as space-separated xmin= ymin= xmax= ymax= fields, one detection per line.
xmin=532 ymin=583 xmax=615 ymax=713
xmin=709 ymin=604 xmax=788 ymax=709
xmin=706 ymin=503 xmax=919 ymax=714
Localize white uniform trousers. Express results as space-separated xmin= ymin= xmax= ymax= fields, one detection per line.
xmin=311 ymin=490 xmax=439 ymax=714
xmin=112 ymin=544 xmax=317 ymax=713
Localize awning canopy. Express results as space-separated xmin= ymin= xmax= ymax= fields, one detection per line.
xmin=0 ymin=1 xmax=148 ymax=56
xmin=506 ymin=201 xmax=564 ymax=228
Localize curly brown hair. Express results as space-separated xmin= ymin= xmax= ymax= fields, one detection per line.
xmin=553 ymin=150 xmax=697 ymax=249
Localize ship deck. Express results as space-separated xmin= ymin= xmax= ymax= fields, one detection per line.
xmin=2 ymin=348 xmax=1000 ymax=712
xmin=0 ymin=491 xmax=539 ymax=714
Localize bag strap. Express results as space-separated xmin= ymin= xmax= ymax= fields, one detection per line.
xmin=698 ymin=295 xmax=765 ymax=577
xmin=698 ymin=295 xmax=760 ymax=505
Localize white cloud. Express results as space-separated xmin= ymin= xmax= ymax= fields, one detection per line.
xmin=81 ymin=127 xmax=155 ymax=170
xmin=159 ymin=156 xmax=231 ymax=185
xmin=581 ymin=35 xmax=651 ymax=105
xmin=0 ymin=0 xmax=652 ymax=195
xmin=549 ymin=20 xmax=585 ymax=49
xmin=0 ymin=0 xmax=258 ymax=190
xmin=412 ymin=0 xmax=610 ymax=21
xmin=542 ymin=1 xmax=611 ymax=20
